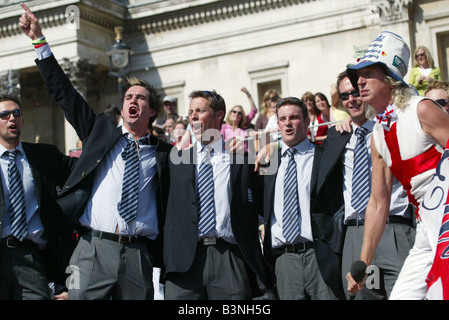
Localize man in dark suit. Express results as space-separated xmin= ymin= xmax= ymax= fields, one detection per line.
xmin=328 ymin=71 xmax=414 ymax=299
xmin=163 ymin=90 xmax=274 ymax=299
xmin=262 ymin=97 xmax=345 ymax=300
xmin=0 ymin=94 xmax=76 ymax=300
xmin=19 ymin=4 xmax=172 ymax=300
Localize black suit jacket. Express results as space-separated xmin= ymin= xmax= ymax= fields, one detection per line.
xmin=263 ymin=136 xmax=347 ymax=290
xmin=163 ymin=147 xmax=274 ymax=295
xmin=0 ymin=142 xmax=77 ymax=287
xmin=35 ymin=54 xmax=172 ymax=267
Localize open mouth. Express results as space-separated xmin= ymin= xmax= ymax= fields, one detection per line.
xmin=128 ymin=106 xmax=139 ymax=117
xmin=191 ymin=122 xmax=202 ymax=135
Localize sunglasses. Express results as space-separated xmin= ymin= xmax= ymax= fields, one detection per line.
xmin=231 ymin=110 xmax=243 ymax=116
xmin=416 ymin=53 xmax=426 ymax=58
xmin=268 ymin=96 xmax=279 ymax=102
xmin=0 ymin=109 xmax=22 ymax=120
xmin=339 ymin=90 xmax=360 ymax=101
xmin=436 ymin=99 xmax=449 ymax=107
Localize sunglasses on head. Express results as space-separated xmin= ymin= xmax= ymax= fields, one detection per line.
xmin=203 ymin=90 xmax=220 ymax=106
xmin=339 ymin=90 xmax=360 ymax=101
xmin=436 ymin=99 xmax=449 ymax=107
xmin=0 ymin=109 xmax=22 ymax=120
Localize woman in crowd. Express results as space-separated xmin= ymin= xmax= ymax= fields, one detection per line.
xmin=408 ymin=45 xmax=441 ymax=96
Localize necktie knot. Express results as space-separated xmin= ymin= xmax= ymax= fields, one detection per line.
xmin=201 ymin=146 xmax=213 ymax=165
xmin=122 ymin=141 xmax=137 ymax=161
xmin=355 ymin=127 xmax=369 ymax=140
xmin=5 ymin=149 xmax=19 ymax=160
xmin=122 ymin=134 xmax=149 ymax=159
xmin=285 ymin=148 xmax=296 ymax=159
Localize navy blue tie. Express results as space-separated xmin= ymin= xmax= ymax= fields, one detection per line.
xmin=197 ymin=146 xmax=215 ymax=235
xmin=283 ymin=148 xmax=300 ymax=243
xmin=118 ymin=135 xmax=148 ymax=224
xmin=351 ymin=127 xmax=371 ymax=214
xmin=7 ymin=150 xmax=27 ymax=241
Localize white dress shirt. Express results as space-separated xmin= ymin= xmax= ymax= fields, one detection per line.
xmin=342 ymin=120 xmax=410 ymax=223
xmin=0 ymin=142 xmax=43 ymax=244
xmin=271 ymin=139 xmax=315 ymax=247
xmin=79 ymin=127 xmax=158 ymax=238
xmin=195 ymin=139 xmax=236 ymax=243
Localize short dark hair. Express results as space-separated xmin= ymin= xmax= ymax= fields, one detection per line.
xmin=121 ymin=77 xmax=162 ymax=128
xmin=336 ymin=70 xmax=349 ymax=95
xmin=0 ymin=93 xmax=22 ymax=110
xmin=188 ymin=90 xmax=226 ymax=115
xmin=275 ymin=97 xmax=308 ymax=121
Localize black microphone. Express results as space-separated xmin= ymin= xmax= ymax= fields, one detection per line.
xmin=349 ymin=260 xmax=367 ymax=300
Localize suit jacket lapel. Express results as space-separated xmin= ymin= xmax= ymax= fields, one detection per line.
xmin=22 ymin=144 xmax=42 ymax=208
xmin=230 ymin=155 xmax=242 ymax=202
xmin=264 ymin=152 xmax=281 ymax=223
xmin=316 ymin=130 xmax=352 ymax=193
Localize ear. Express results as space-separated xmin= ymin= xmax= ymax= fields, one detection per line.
xmin=215 ymin=110 xmax=225 ymax=122
xmin=148 ymin=108 xmax=157 ymax=119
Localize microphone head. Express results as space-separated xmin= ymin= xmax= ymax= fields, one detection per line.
xmin=350 ymin=260 xmax=367 ymax=282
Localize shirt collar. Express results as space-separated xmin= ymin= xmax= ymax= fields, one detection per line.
xmin=281 ymin=138 xmax=313 ymax=157
xmin=0 ymin=141 xmax=23 ymax=157
xmin=351 ymin=119 xmax=375 ymax=133
xmin=196 ymin=137 xmax=224 ymax=155
xmin=120 ymin=126 xmax=150 ymax=144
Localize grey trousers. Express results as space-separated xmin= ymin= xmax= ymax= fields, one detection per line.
xmin=68 ymin=234 xmax=154 ymax=300
xmin=342 ymin=222 xmax=416 ymax=300
xmin=0 ymin=240 xmax=51 ymax=300
xmin=165 ymin=241 xmax=254 ymax=300
xmin=274 ymin=248 xmax=343 ymax=300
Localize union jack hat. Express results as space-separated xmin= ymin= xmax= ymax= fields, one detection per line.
xmin=347 ymin=31 xmax=410 ymax=86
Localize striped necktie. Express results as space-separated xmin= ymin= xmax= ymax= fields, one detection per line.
xmin=283 ymin=148 xmax=300 ymax=243
xmin=351 ymin=126 xmax=371 ymax=214
xmin=197 ymin=146 xmax=215 ymax=235
xmin=118 ymin=135 xmax=148 ymax=224
xmin=7 ymin=150 xmax=27 ymax=241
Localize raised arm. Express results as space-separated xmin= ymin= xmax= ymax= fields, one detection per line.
xmin=18 ymin=2 xmax=97 ymax=141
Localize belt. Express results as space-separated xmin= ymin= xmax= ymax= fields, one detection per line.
xmin=272 ymin=242 xmax=314 ymax=257
xmin=1 ymin=236 xmax=36 ymax=249
xmin=345 ymin=216 xmax=412 ymax=227
xmin=198 ymin=237 xmax=228 ymax=246
xmin=83 ymin=229 xmax=149 ymax=244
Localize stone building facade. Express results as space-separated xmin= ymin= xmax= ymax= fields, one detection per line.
xmin=0 ymin=0 xmax=448 ymax=153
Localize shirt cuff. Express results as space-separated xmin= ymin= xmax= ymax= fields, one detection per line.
xmin=35 ymin=43 xmax=52 ymax=60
